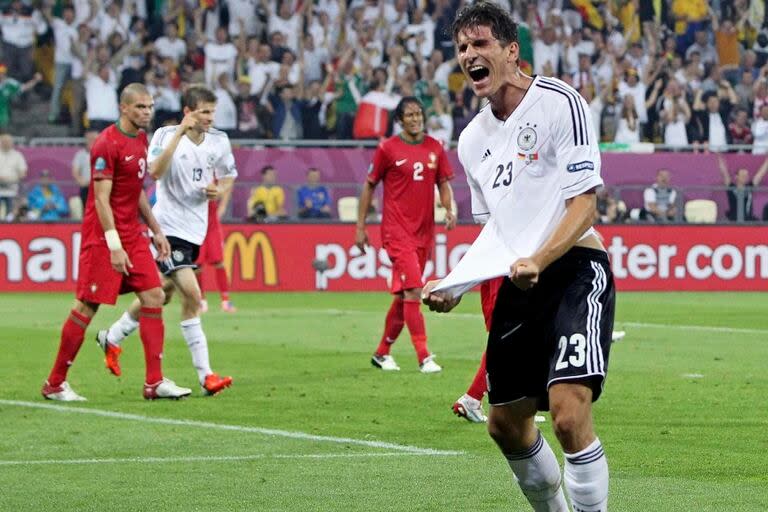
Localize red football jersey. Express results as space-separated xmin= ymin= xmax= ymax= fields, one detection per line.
xmin=81 ymin=124 xmax=149 ymax=247
xmin=367 ymin=134 xmax=454 ymax=248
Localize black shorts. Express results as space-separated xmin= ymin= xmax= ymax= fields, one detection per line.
xmin=486 ymin=247 xmax=615 ymax=410
xmin=157 ymin=236 xmax=200 ymax=276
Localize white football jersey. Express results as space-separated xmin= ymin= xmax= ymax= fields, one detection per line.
xmin=436 ymin=76 xmax=603 ymax=297
xmin=148 ymin=126 xmax=238 ymax=245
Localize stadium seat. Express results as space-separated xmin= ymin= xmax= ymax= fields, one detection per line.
xmin=68 ymin=196 xmax=83 ymax=220
xmin=684 ymin=199 xmax=717 ymax=223
xmin=337 ymin=196 xmax=358 ymax=222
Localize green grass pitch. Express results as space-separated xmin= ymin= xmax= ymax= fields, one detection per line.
xmin=0 ymin=291 xmax=766 ymax=511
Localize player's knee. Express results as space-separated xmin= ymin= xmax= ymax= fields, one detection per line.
xmin=163 ymin=287 xmax=174 ymax=305
xmin=551 ymin=410 xmax=581 ymax=442
xmin=487 ymin=415 xmax=526 ymax=451
xmin=142 ymin=287 xmax=165 ymax=308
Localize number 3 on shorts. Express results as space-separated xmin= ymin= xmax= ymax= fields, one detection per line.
xmin=555 ymin=333 xmax=587 ymax=370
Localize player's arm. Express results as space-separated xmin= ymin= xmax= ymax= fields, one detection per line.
xmin=148 ymin=112 xmax=198 ymax=180
xmin=138 ymin=189 xmax=170 ymax=261
xmin=211 ymin=176 xmax=235 ymax=218
xmin=355 ymin=179 xmax=376 ymax=251
xmin=93 ymin=178 xmax=132 ymax=275
xmin=512 ymin=191 xmax=598 ymax=289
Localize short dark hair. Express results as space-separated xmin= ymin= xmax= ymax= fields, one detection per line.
xmin=260 ymin=165 xmax=274 ymax=175
xmin=182 ymin=84 xmax=217 ymax=111
xmin=394 ymin=96 xmax=424 ymax=122
xmin=451 ymin=2 xmax=518 ymax=47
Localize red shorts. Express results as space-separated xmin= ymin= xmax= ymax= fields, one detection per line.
xmin=76 ymin=236 xmax=161 ymax=305
xmin=385 ymin=244 xmax=428 ymax=294
xmin=197 ymin=205 xmax=224 ymax=265
xmin=480 ymin=277 xmax=504 ymax=332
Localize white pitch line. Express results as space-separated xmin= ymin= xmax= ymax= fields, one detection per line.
xmin=0 ymin=452 xmax=449 ymax=467
xmin=619 ymin=322 xmax=767 ymax=335
xmin=251 ymin=308 xmax=768 ymax=335
xmin=0 ymin=400 xmax=461 ymax=456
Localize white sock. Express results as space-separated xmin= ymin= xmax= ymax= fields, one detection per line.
xmin=107 ymin=311 xmax=139 ymax=346
xmin=564 ymin=438 xmax=609 ymax=512
xmin=505 ymin=431 xmax=569 ymax=512
xmin=180 ymin=317 xmax=212 ymax=384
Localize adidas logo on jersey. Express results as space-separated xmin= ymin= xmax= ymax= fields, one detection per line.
xmin=480 ymin=149 xmax=492 ymax=162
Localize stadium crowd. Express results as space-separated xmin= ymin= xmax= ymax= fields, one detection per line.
xmin=0 ymin=0 xmax=766 ymax=146
xmin=1 ymin=0 xmax=768 ymax=222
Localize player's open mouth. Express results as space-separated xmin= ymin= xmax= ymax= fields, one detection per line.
xmin=468 ymin=65 xmax=490 ymax=82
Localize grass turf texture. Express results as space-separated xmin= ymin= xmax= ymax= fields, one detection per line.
xmin=0 ymin=292 xmax=766 ymax=511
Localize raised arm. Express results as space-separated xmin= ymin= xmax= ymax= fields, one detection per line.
xmin=717 ymin=154 xmax=732 ymax=186
xmin=753 ymin=157 xmax=768 ymax=186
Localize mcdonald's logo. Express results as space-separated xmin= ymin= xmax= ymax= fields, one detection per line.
xmin=223 ymin=231 xmax=278 ymax=286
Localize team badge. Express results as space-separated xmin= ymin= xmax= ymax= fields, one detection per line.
xmin=172 ymin=250 xmax=184 ymax=262
xmin=94 ymin=157 xmax=106 ymax=173
xmin=517 ymin=124 xmax=537 ymax=151
xmin=90 ymin=283 xmax=98 ymax=293
xmin=207 ymin=155 xmax=216 ymax=166
xmin=427 ymin=152 xmax=437 ymax=169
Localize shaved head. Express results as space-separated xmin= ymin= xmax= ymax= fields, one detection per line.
xmin=120 ymin=83 xmax=151 ymax=106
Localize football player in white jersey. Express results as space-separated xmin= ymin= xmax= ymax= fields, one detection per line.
xmin=95 ymin=85 xmax=237 ymax=396
xmin=423 ymin=4 xmax=615 ymax=512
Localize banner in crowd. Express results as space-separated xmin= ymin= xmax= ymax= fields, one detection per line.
xmin=0 ymin=224 xmax=766 ymax=292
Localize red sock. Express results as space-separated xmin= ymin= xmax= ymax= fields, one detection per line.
xmin=139 ymin=306 xmax=164 ymax=384
xmin=467 ymin=351 xmax=488 ymax=400
xmin=196 ymin=268 xmax=206 ymax=299
xmin=376 ymin=296 xmax=404 ymax=356
xmin=403 ymin=299 xmax=429 ymax=363
xmin=215 ymin=266 xmax=230 ymax=302
xmin=47 ymin=310 xmax=91 ymax=387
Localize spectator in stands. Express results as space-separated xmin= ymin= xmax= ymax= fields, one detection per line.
xmin=71 ymin=130 xmax=98 ymax=208
xmin=596 ymin=186 xmax=623 ymax=224
xmin=301 ymin=79 xmax=329 ymax=140
xmin=42 ymin=4 xmax=79 ymax=124
xmin=426 ymin=94 xmax=452 ymax=147
xmin=297 ymin=167 xmax=331 ymax=219
xmin=84 ymin=57 xmax=119 ymax=131
xmin=614 ymin=94 xmax=640 ymax=144
xmin=658 ymin=79 xmax=691 ymax=148
xmin=27 ymin=169 xmax=68 ymax=221
xmin=247 ymin=165 xmax=287 ymax=222
xmin=751 ymin=104 xmax=768 ymax=154
xmin=0 ymin=133 xmax=26 ymax=219
xmin=69 ymin=23 xmax=92 ymax=135
xmin=717 ymin=155 xmax=768 ymax=222
xmin=154 ymin=22 xmax=187 ymax=66
xmin=642 ymin=169 xmax=678 ymax=222
xmin=333 ymin=49 xmax=365 ymax=139
xmin=233 ymin=75 xmax=267 ymax=138
xmin=147 ymin=68 xmax=181 ymax=127
xmin=728 ymin=107 xmax=753 ymax=147
xmin=0 ymin=64 xmax=42 ymax=130
xmin=0 ymin=0 xmax=46 ymax=82
xmin=689 ymin=90 xmax=731 ymax=152
xmin=617 ymin=67 xmax=649 ymax=135
xmin=268 ymin=83 xmax=304 ymax=140
xmin=198 ymin=24 xmax=238 ymax=88
xmin=213 ymin=72 xmax=237 ymax=132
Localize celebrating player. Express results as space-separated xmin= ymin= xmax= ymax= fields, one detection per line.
xmin=355 ymin=97 xmax=455 ymax=373
xmin=424 ymin=4 xmax=615 ymax=511
xmin=42 ymin=83 xmax=191 ymax=401
xmin=196 ymin=189 xmax=237 ymax=313
xmin=95 ymin=85 xmax=236 ymax=396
